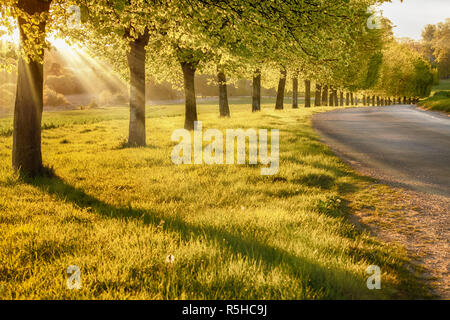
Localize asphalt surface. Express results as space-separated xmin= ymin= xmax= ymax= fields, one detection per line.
xmin=312 ymin=105 xmax=450 ymax=196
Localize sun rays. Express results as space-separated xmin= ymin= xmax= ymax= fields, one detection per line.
xmin=46 ymin=35 xmax=127 ymax=98
xmin=1 ymin=23 xmax=128 ymax=112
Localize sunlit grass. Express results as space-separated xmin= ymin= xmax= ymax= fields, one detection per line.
xmin=420 ymin=79 xmax=450 ymax=113
xmin=0 ymin=102 xmax=430 ymax=299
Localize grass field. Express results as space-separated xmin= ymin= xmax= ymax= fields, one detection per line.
xmin=0 ymin=100 xmax=430 ymax=299
xmin=419 ymin=79 xmax=450 ymax=113
xmin=431 ymin=79 xmax=450 ymax=92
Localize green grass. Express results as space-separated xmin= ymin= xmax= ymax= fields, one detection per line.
xmin=0 ymin=98 xmax=287 ymax=137
xmin=0 ymin=101 xmax=431 ymax=299
xmin=431 ymin=79 xmax=450 ymax=92
xmin=419 ymin=79 xmax=450 ymax=113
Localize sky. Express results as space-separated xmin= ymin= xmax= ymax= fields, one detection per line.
xmin=379 ymin=0 xmax=450 ymax=40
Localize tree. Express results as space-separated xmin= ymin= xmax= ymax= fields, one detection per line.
xmin=252 ymin=69 xmax=261 ymax=112
xmin=292 ymin=70 xmax=298 ymax=109
xmin=314 ymin=84 xmax=321 ymax=107
xmin=431 ymin=20 xmax=450 ymax=78
xmin=304 ymin=80 xmax=311 ymax=108
xmin=376 ymin=40 xmax=435 ymax=98
xmin=321 ymin=85 xmax=328 ymax=106
xmin=275 ymin=68 xmax=287 ymax=110
xmin=422 ymin=24 xmax=436 ymax=63
xmin=174 ymin=47 xmax=204 ymax=130
xmin=1 ymin=0 xmax=53 ymax=176
xmin=217 ymin=67 xmax=230 ymax=117
xmin=127 ymin=28 xmax=149 ymax=146
xmin=65 ymin=0 xmax=163 ymax=146
xmin=194 ymin=0 xmax=390 ymax=113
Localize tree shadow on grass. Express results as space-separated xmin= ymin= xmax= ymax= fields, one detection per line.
xmin=21 ymin=173 xmax=410 ymax=299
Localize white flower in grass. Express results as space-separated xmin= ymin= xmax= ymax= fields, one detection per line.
xmin=157 ymin=220 xmax=165 ymax=229
xmin=241 ymin=206 xmax=245 ymax=211
xmin=165 ymin=254 xmax=175 ymax=264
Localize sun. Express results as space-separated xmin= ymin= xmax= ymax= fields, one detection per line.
xmin=48 ymin=35 xmax=73 ymax=51
xmin=0 ymin=28 xmax=75 ymax=50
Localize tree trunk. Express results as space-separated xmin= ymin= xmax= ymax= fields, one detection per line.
xmin=275 ymin=68 xmax=287 ymax=110
xmin=127 ymin=30 xmax=149 ymax=147
xmin=181 ymin=62 xmax=198 ymax=130
xmin=12 ymin=0 xmax=52 ymax=176
xmin=346 ymin=93 xmax=350 ymax=106
xmin=314 ymin=84 xmax=321 ymax=107
xmin=292 ymin=75 xmax=298 ymax=109
xmin=328 ymin=87 xmax=334 ymax=106
xmin=363 ymin=95 xmax=366 ymax=106
xmin=321 ymin=85 xmax=328 ymax=106
xmin=304 ymin=80 xmax=311 ymax=108
xmin=333 ymin=89 xmax=338 ymax=106
xmin=13 ymin=53 xmax=44 ymax=175
xmin=372 ymin=96 xmax=376 ymax=106
xmin=252 ymin=69 xmax=261 ymax=112
xmin=218 ymin=70 xmax=230 ymax=117
xmin=340 ymin=91 xmax=344 ymax=106
xmin=350 ymin=93 xmax=354 ymax=105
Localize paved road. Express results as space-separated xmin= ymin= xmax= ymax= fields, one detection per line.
xmin=312 ymin=105 xmax=450 ymax=196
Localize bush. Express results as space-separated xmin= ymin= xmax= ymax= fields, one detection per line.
xmin=92 ymin=90 xmax=128 ymax=107
xmin=419 ymin=91 xmax=450 ymax=113
xmin=45 ymin=73 xmax=84 ymax=95
xmin=43 ymin=86 xmax=71 ymax=107
xmin=113 ymin=92 xmax=128 ymax=104
xmin=98 ymin=90 xmax=113 ymax=106
xmin=89 ymin=98 xmax=98 ymax=109
xmin=421 ymin=99 xmax=450 ymax=113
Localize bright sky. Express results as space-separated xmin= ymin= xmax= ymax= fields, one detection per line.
xmin=379 ymin=0 xmax=450 ymax=40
